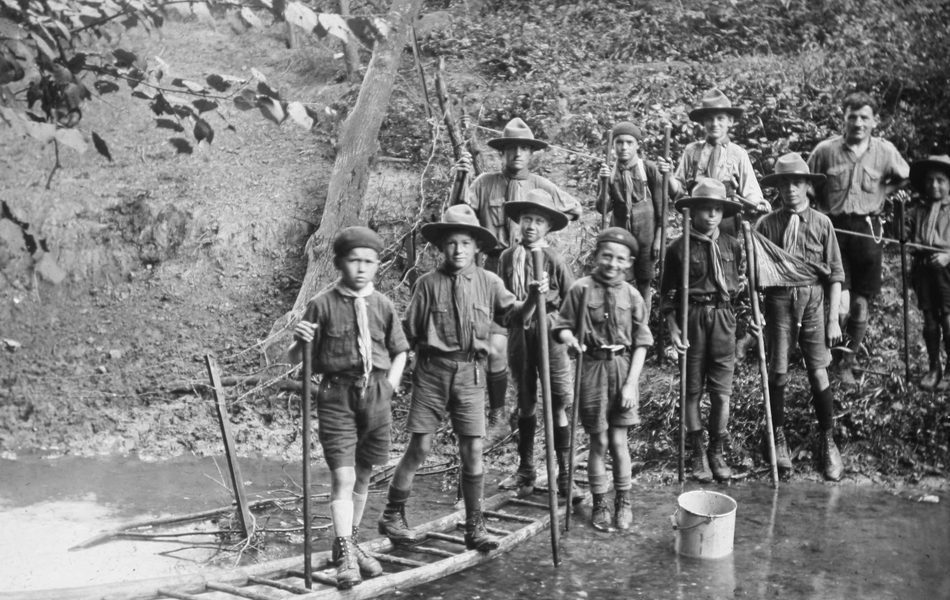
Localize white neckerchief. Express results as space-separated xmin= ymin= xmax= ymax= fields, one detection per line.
xmin=334 ymin=280 xmax=375 ymax=381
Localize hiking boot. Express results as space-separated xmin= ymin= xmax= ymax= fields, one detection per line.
xmin=689 ymin=431 xmax=713 ymax=483
xmin=722 ymin=431 xmax=753 ymax=473
xmin=331 ymin=536 xmax=362 ymax=589
xmin=498 ymin=470 xmax=535 ymax=497
xmin=351 ymin=527 xmax=382 ymax=578
xmin=770 ymin=427 xmax=794 ymax=474
xmin=921 ymin=367 xmax=942 ymax=391
xmin=557 ymin=471 xmax=584 ymax=506
xmin=820 ymin=429 xmax=843 ymax=482
xmin=377 ymin=504 xmax=420 ymax=545
xmin=613 ymin=489 xmax=632 ymax=531
xmin=937 ymin=362 xmax=950 ymax=391
xmin=464 ymin=510 xmax=499 ymax=552
xmin=484 ymin=407 xmax=510 ymax=448
xmin=591 ymin=493 xmax=615 ymax=532
xmin=707 ymin=433 xmax=732 ymax=482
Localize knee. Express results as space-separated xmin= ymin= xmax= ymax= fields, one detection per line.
xmin=852 ymin=296 xmax=869 ymax=321
xmin=807 ymin=369 xmax=829 ymax=390
xmin=769 ymin=373 xmax=788 ymax=387
xmin=459 ymin=437 xmax=483 ymax=466
xmin=407 ymin=435 xmax=431 ymax=461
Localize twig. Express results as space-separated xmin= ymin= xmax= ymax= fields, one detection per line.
xmin=45 ymin=139 xmax=61 ymax=190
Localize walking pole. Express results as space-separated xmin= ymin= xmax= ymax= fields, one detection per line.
xmin=896 ymin=199 xmax=911 ymax=383
xmin=656 ymin=122 xmax=672 ymax=365
xmin=565 ymin=284 xmax=591 ymax=530
xmin=601 ymin=132 xmax=613 ymax=230
xmin=741 ymin=222 xmax=779 ymax=488
xmin=301 ymin=340 xmax=313 ymax=589
xmin=678 ymin=209 xmax=690 ymax=484
xmin=532 ymin=247 xmax=560 ymax=566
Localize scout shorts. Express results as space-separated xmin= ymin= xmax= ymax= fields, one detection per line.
xmin=685 ymin=304 xmax=737 ymax=397
xmin=406 ymin=355 xmax=485 ymax=437
xmin=579 ymin=353 xmax=639 ymax=434
xmin=912 ymin=262 xmax=950 ymax=316
xmin=764 ymin=285 xmax=832 ymax=374
xmin=316 ymin=370 xmax=393 ymax=470
xmin=508 ymin=326 xmax=573 ymax=413
xmin=831 ymin=214 xmax=883 ymax=298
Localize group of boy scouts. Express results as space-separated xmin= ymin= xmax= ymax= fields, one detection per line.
xmin=288 ymin=86 xmax=949 ymax=587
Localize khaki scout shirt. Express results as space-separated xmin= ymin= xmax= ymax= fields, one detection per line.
xmin=402 ymin=263 xmax=525 ymax=357
xmin=906 ymin=200 xmax=950 ymax=252
xmin=755 ymin=207 xmax=845 ymax=284
xmin=807 ymin=136 xmax=909 ymax=216
xmin=552 ymin=275 xmax=654 ymax=350
xmin=673 ymin=140 xmax=764 ymax=205
xmin=460 ymin=171 xmax=582 ymax=253
xmin=498 ymin=245 xmax=575 ymax=329
xmin=658 ymin=231 xmax=743 ymax=317
xmin=303 ymin=288 xmax=410 ymax=375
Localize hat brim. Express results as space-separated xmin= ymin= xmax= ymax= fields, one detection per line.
xmin=910 ymin=160 xmax=950 ymax=192
xmin=421 ymin=222 xmax=498 ymax=251
xmin=502 ymin=202 xmax=569 ymax=232
xmin=760 ymin=172 xmax=825 ymax=187
xmin=486 ymin=137 xmax=549 ymax=151
xmin=688 ymin=107 xmax=744 ymax=123
xmin=674 ymin=197 xmax=743 ymax=217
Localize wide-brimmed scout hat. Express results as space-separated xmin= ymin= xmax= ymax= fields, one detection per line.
xmin=910 ymin=155 xmax=950 ymax=193
xmin=486 ymin=118 xmax=548 ymax=151
xmin=421 ymin=204 xmax=498 ymax=250
xmin=503 ymin=189 xmax=569 ymax=232
xmin=595 ymin=227 xmax=639 ymax=257
xmin=688 ymin=88 xmax=744 ymax=122
xmin=674 ymin=178 xmax=743 ymax=217
xmin=760 ymin=152 xmax=826 ymax=187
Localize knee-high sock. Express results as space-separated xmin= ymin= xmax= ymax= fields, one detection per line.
xmin=587 ymin=472 xmax=609 ymax=496
xmin=330 ymin=500 xmax=354 ymax=538
xmin=554 ymin=425 xmax=571 ymax=473
xmin=769 ymin=381 xmax=786 ymax=429
xmin=517 ymin=415 xmax=537 ymax=474
xmin=846 ymin=319 xmax=868 ymax=357
xmin=385 ymin=484 xmax=411 ymax=512
xmin=487 ymin=369 xmax=508 ymax=411
xmin=812 ymin=386 xmax=835 ymax=431
xmin=923 ymin=324 xmax=941 ymax=370
xmin=460 ymin=471 xmax=484 ymax=517
xmin=352 ymin=491 xmax=368 ymax=530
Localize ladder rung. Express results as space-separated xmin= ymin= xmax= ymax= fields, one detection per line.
xmin=454 ymin=522 xmax=510 ymax=536
xmin=286 ymin=569 xmax=338 ymax=588
xmin=483 ymin=510 xmax=536 ymax=523
xmin=367 ymin=551 xmax=427 ymax=568
xmin=246 ymin=576 xmax=312 ymax=594
xmin=403 ymin=545 xmax=459 ymax=558
xmin=425 ymin=531 xmax=467 ymax=545
xmin=157 ymin=588 xmax=203 ymax=600
xmin=206 ymin=581 xmax=275 ymax=600
xmin=509 ymin=498 xmax=552 ymax=510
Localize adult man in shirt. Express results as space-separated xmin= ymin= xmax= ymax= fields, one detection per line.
xmin=807 ymin=92 xmax=909 ymax=385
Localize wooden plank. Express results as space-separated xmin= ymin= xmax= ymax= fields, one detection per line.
xmin=206 ymin=581 xmax=276 ymax=600
xmin=155 ymin=589 xmax=203 ymax=600
xmin=424 ymin=532 xmax=467 ymax=545
xmin=403 ymin=545 xmax=459 ymax=559
xmin=365 ymin=553 xmax=427 ymax=569
xmin=246 ymin=576 xmax=312 ymax=594
xmin=508 ymin=498 xmax=551 ymax=511
xmin=286 ymin=570 xmax=337 ymax=588
xmin=205 ymin=354 xmax=254 ymax=538
xmin=483 ymin=510 xmax=536 ymax=524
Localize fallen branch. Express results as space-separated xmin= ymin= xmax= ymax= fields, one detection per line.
xmin=166 ymin=376 xmax=314 ymax=396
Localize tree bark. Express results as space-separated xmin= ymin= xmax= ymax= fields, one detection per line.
xmin=264 ymin=0 xmax=424 ymax=363
xmin=339 ymin=0 xmax=362 ymax=81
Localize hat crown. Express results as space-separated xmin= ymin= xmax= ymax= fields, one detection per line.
xmin=772 ymin=153 xmax=812 ymax=177
xmin=441 ymin=204 xmax=481 ymax=227
xmin=699 ymin=88 xmax=734 ymax=110
xmin=691 ymin=178 xmax=729 ymax=200
xmin=501 ymin=117 xmax=536 ymax=141
xmin=521 ymin=189 xmax=556 ymax=210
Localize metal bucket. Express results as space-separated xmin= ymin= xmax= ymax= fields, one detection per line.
xmin=670 ymin=490 xmax=737 ymax=559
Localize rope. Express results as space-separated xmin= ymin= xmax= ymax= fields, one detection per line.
xmin=832 ymin=227 xmax=946 ymax=253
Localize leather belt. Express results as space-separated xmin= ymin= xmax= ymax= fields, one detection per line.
xmin=585 ymin=347 xmax=629 ymax=360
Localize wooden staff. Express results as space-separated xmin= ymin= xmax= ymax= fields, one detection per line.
xmin=301 ymin=340 xmax=313 ymax=589
xmin=678 ymin=208 xmax=690 ymax=484
xmin=741 ymin=222 xmax=779 ymax=488
xmin=656 ymin=122 xmax=672 ymax=365
xmin=565 ymin=284 xmax=590 ymax=530
xmin=532 ymin=247 xmax=560 ymax=566
xmin=601 ymin=131 xmax=613 ymax=230
xmin=896 ymin=199 xmax=911 ymax=382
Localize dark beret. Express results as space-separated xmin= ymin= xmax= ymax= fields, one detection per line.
xmin=596 ymin=227 xmax=639 ymax=257
xmin=611 ymin=121 xmax=643 ymax=140
xmin=333 ymin=226 xmax=384 ymax=257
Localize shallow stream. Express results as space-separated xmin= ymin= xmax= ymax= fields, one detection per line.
xmin=0 ymin=454 xmax=946 ymax=599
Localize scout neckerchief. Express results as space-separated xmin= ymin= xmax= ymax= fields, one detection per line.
xmin=922 ymin=199 xmax=950 ymax=248
xmin=511 ymin=239 xmax=549 ymax=300
xmin=610 ymin=158 xmax=647 ymax=205
xmin=591 ymin=269 xmax=627 ymax=347
xmin=442 ymin=262 xmax=475 ymax=350
xmin=782 ymin=204 xmax=809 ymax=256
xmin=334 ymin=279 xmax=375 ymax=383
xmin=690 ymin=228 xmax=731 ymax=303
xmin=504 ymin=168 xmax=531 ymax=247
xmin=695 ymin=138 xmax=730 ymax=183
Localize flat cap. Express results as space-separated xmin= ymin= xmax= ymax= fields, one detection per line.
xmin=596 ymin=227 xmax=639 ymax=257
xmin=333 ymin=226 xmax=384 ymax=257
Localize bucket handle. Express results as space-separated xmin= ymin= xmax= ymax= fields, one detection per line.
xmin=669 ymin=508 xmax=712 ymax=531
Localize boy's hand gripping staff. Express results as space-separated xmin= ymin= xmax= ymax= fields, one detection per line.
xmin=656 ymin=122 xmax=672 ymax=365
xmin=741 ymin=221 xmax=779 ymax=488
xmin=601 ymin=132 xmax=613 ymax=230
xmin=301 ymin=340 xmax=314 ymax=588
xmin=532 ymin=247 xmax=561 ymax=566
xmin=896 ymin=199 xmax=911 ymax=383
xmin=677 ymin=209 xmax=690 ymax=483
xmin=565 ymin=284 xmax=591 ymax=530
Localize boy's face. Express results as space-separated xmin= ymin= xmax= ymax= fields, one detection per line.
xmin=336 ymin=247 xmax=380 ymax=291
xmin=702 ymin=112 xmax=733 ymax=143
xmin=594 ymin=241 xmax=632 ymax=281
xmin=441 ymin=231 xmax=480 ymax=271
xmin=843 ymin=105 xmax=876 ymax=144
xmin=924 ymin=170 xmax=950 ymax=202
xmin=777 ymin=177 xmax=812 ymax=211
xmin=613 ymin=134 xmax=639 ymax=163
xmin=691 ymin=201 xmax=724 ymax=235
xmin=518 ymin=211 xmax=551 ymax=244
xmin=502 ymin=143 xmax=534 ymax=173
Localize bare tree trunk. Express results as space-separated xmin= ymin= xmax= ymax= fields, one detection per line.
xmin=264 ymin=0 xmax=424 ymax=363
xmin=339 ymin=0 xmax=362 ymax=81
